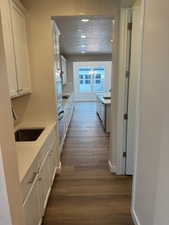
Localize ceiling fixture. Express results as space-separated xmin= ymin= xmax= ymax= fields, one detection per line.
xmin=81 ymin=34 xmax=86 ymax=39
xmin=81 ymin=50 xmax=86 ymax=54
xmin=81 ymin=19 xmax=89 ymax=22
xmin=110 ymin=39 xmax=113 ymax=42
xmin=81 ymin=44 xmax=86 ymax=48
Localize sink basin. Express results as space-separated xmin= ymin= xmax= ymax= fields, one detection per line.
xmin=62 ymin=95 xmax=70 ymax=99
xmin=15 ymin=128 xmax=44 ymax=142
xmin=103 ymin=96 xmax=111 ymax=100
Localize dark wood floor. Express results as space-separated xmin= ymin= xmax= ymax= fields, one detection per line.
xmin=43 ymin=102 xmax=134 ymax=225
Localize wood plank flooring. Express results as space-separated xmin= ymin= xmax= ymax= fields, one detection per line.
xmin=43 ymin=102 xmax=134 ymax=225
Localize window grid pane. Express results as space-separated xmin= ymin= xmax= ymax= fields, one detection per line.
xmin=79 ymin=66 xmax=105 ymax=93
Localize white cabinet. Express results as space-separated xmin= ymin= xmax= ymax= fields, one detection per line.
xmin=96 ymin=95 xmax=111 ymax=133
xmin=64 ymin=95 xmax=74 ymax=133
xmin=61 ymin=55 xmax=67 ymax=85
xmin=0 ymin=0 xmax=18 ymax=97
xmin=96 ymin=98 xmax=105 ymax=125
xmin=60 ymin=94 xmax=74 ymax=152
xmin=11 ymin=1 xmax=31 ymax=96
xmin=22 ymin=128 xmax=59 ymax=225
xmin=38 ymin=153 xmax=51 ymax=216
xmin=0 ymin=0 xmax=31 ymax=98
xmin=48 ymin=142 xmax=58 ymax=184
xmin=52 ymin=21 xmax=61 ymax=71
xmin=23 ymin=177 xmax=41 ymax=225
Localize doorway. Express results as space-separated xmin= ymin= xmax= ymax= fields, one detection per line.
xmin=73 ymin=61 xmax=112 ymax=101
xmin=44 ymin=13 xmax=134 ymax=225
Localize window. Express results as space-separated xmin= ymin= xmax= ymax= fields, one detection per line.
xmin=78 ymin=66 xmax=105 ymax=93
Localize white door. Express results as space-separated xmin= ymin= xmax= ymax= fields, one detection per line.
xmin=73 ymin=61 xmax=112 ymax=101
xmin=126 ymin=5 xmax=142 ymax=175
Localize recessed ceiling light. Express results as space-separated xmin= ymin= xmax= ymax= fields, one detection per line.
xmin=81 ymin=44 xmax=86 ymax=48
xmin=81 ymin=51 xmax=86 ymax=54
xmin=81 ymin=19 xmax=89 ymax=22
xmin=81 ymin=35 xmax=86 ymax=39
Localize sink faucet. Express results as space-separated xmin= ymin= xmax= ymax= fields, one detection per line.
xmin=11 ymin=105 xmax=17 ymax=120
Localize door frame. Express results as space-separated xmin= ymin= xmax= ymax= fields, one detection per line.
xmin=116 ymin=2 xmax=144 ymax=178
xmin=131 ymin=0 xmax=145 ymax=223
xmin=126 ymin=2 xmax=143 ymax=175
xmin=116 ymin=8 xmax=132 ymax=175
xmin=73 ymin=61 xmax=112 ymax=102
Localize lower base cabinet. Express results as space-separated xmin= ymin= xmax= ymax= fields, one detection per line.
xmin=38 ymin=153 xmax=51 ymax=216
xmin=23 ymin=177 xmax=41 ymax=225
xmin=48 ymin=143 xmax=58 ymax=184
xmin=23 ymin=138 xmax=58 ymax=225
xmin=96 ymin=96 xmax=111 ymax=133
xmin=63 ymin=95 xmax=74 ymax=138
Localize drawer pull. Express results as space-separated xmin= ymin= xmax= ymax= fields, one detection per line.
xmin=28 ymin=172 xmax=37 ymax=184
xmin=38 ymin=177 xmax=42 ymax=182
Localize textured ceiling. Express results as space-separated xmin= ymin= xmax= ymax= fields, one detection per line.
xmin=53 ymin=16 xmax=113 ymax=56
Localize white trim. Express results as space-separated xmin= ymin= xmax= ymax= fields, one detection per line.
xmin=108 ymin=160 xmax=116 ymax=173
xmin=131 ymin=207 xmax=141 ymax=225
xmin=116 ymin=8 xmax=131 ymax=175
xmin=131 ymin=0 xmax=145 ymax=214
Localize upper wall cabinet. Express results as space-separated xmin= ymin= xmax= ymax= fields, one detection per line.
xmin=11 ymin=0 xmax=32 ymax=97
xmin=61 ymin=55 xmax=67 ymax=85
xmin=0 ymin=0 xmax=18 ymax=97
xmin=0 ymin=0 xmax=31 ymax=98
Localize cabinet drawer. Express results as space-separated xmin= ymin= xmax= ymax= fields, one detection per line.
xmin=21 ymin=160 xmax=39 ymax=203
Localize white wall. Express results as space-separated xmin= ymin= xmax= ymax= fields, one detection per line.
xmin=132 ymin=0 xmax=169 ymax=224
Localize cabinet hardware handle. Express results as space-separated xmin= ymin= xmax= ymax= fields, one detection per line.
xmin=38 ymin=177 xmax=42 ymax=182
xmin=28 ymin=172 xmax=37 ymax=184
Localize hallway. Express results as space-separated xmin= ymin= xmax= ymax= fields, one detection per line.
xmin=43 ymin=102 xmax=134 ymax=225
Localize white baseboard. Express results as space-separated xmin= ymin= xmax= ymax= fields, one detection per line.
xmin=131 ymin=207 xmax=141 ymax=225
xmin=108 ymin=160 xmax=116 ymax=173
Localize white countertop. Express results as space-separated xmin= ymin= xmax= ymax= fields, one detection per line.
xmin=96 ymin=93 xmax=111 ymax=105
xmin=15 ymin=122 xmax=56 ymax=182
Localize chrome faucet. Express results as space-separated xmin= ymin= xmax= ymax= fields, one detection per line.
xmin=11 ymin=105 xmax=17 ymax=120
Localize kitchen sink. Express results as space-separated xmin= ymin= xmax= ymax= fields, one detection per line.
xmin=15 ymin=128 xmax=44 ymax=142
xmin=62 ymin=95 xmax=70 ymax=99
xmin=103 ymin=96 xmax=111 ymax=100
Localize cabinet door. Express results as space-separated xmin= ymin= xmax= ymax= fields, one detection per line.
xmin=48 ymin=144 xmax=57 ymax=185
xmin=38 ymin=154 xmax=51 ymax=217
xmin=100 ymin=102 xmax=105 ymax=123
xmin=12 ymin=2 xmax=31 ymax=95
xmin=61 ymin=56 xmax=67 ymax=85
xmin=23 ymin=177 xmax=41 ymax=225
xmin=0 ymin=0 xmax=18 ymax=97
